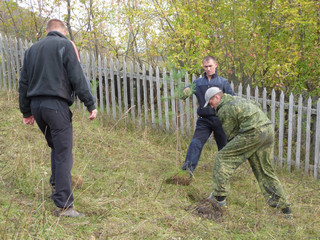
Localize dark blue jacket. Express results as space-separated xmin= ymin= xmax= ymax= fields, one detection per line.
xmin=192 ymin=73 xmax=234 ymax=117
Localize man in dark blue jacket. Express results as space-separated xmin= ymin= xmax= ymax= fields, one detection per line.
xmin=19 ymin=19 xmax=97 ymax=217
xmin=181 ymin=56 xmax=234 ymax=175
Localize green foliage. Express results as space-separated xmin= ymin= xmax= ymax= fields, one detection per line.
xmin=153 ymin=0 xmax=213 ymax=73
xmin=162 ymin=66 xmax=196 ymax=100
xmin=0 ymin=0 xmax=48 ymax=41
xmin=152 ymin=0 xmax=320 ymax=97
xmin=1 ymin=0 xmax=320 ymax=96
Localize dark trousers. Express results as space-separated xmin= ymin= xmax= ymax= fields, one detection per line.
xmin=182 ymin=116 xmax=227 ymax=172
xmin=31 ymin=105 xmax=74 ymax=209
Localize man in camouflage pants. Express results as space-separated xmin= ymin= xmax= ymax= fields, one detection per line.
xmin=203 ymin=87 xmax=292 ymax=217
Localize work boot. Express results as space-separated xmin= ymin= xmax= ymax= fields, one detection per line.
xmin=281 ymin=207 xmax=293 ymax=219
xmin=207 ymin=193 xmax=227 ymax=207
xmin=54 ymin=207 xmax=85 ymax=217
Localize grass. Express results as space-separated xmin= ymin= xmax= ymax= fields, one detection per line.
xmin=1 ymin=90 xmax=320 ymax=239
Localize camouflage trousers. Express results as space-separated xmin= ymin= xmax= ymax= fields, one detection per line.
xmin=212 ymin=124 xmax=290 ymax=209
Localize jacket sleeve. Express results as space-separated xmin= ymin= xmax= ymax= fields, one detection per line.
xmin=64 ymin=42 xmax=96 ymax=111
xmin=222 ymin=80 xmax=235 ymax=96
xmin=18 ymin=51 xmax=32 ymax=118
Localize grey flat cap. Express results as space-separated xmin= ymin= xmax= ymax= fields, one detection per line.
xmin=203 ymin=87 xmax=222 ymax=108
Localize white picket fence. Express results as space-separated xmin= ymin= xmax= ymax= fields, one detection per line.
xmin=1 ymin=33 xmax=320 ymax=179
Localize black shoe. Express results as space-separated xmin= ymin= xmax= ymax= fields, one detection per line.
xmin=207 ymin=193 xmax=227 ymax=207
xmin=281 ymin=207 xmax=293 ymax=219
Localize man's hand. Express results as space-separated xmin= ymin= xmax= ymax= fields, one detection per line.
xmin=183 ymin=87 xmax=193 ymax=96
xmin=89 ymin=109 xmax=98 ymax=120
xmin=23 ymin=116 xmax=34 ymax=126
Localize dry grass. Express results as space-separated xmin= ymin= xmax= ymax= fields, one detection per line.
xmin=1 ymin=90 xmax=320 ymax=239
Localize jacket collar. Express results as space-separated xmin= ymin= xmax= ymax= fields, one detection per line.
xmin=47 ymin=31 xmax=68 ymax=40
xmin=203 ymin=72 xmax=218 ymax=80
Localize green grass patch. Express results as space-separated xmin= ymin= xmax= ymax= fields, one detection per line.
xmin=0 ymin=90 xmax=320 ymax=239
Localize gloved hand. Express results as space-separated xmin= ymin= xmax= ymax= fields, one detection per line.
xmin=180 ymin=87 xmax=193 ymax=100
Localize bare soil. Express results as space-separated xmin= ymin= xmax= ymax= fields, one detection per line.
xmin=186 ymin=198 xmax=226 ymax=221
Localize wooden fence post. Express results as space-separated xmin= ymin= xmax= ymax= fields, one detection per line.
xmin=287 ymin=93 xmax=294 ymax=172
xmin=136 ymin=62 xmax=141 ymax=126
xmin=149 ymin=66 xmax=155 ymax=126
xmin=156 ymin=66 xmax=162 ymax=127
xmin=184 ymin=72 xmax=191 ymax=135
xmin=123 ymin=60 xmax=128 ymax=117
xmin=130 ymin=61 xmax=135 ymax=123
xmin=163 ymin=68 xmax=170 ymax=131
xmin=178 ymin=72 xmax=184 ymax=134
xmin=116 ymin=59 xmax=122 ymax=117
xmin=246 ymin=85 xmax=251 ymax=100
xmin=192 ymin=74 xmax=197 ymax=131
xmin=104 ymin=57 xmax=110 ymax=115
xmin=91 ymin=54 xmax=97 ymax=106
xmin=295 ymin=95 xmax=303 ymax=170
xmin=170 ymin=70 xmax=177 ymax=131
xmin=110 ymin=58 xmax=116 ymax=119
xmin=278 ymin=91 xmax=285 ymax=168
xmin=305 ymin=97 xmax=312 ymax=174
xmin=14 ymin=38 xmax=20 ymax=81
xmin=98 ymin=55 xmax=104 ymax=113
xmin=142 ymin=64 xmax=148 ymax=124
xmin=314 ymin=99 xmax=320 ymax=179
xmin=0 ymin=34 xmax=5 ymax=89
xmin=8 ymin=37 xmax=16 ymax=90
xmin=271 ymin=89 xmax=276 ymax=165
xmin=4 ymin=36 xmax=11 ymax=90
xmin=237 ymin=83 xmax=242 ymax=97
xmin=262 ymin=88 xmax=267 ymax=114
xmin=254 ymin=86 xmax=259 ymax=103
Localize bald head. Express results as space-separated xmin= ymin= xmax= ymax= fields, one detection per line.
xmin=46 ymin=19 xmax=67 ymax=35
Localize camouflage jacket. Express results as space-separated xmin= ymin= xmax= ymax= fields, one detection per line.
xmin=216 ymin=94 xmax=272 ymax=141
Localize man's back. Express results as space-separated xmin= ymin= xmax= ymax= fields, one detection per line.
xmin=19 ymin=30 xmax=95 ymax=117
xmin=216 ymin=94 xmax=271 ymax=140
xmin=23 ymin=31 xmax=74 ymax=103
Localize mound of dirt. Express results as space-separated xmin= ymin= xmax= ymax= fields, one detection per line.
xmin=165 ymin=175 xmax=192 ymax=186
xmin=186 ymin=198 xmax=226 ymax=221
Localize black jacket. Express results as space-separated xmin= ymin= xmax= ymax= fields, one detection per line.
xmin=19 ymin=31 xmax=95 ymax=118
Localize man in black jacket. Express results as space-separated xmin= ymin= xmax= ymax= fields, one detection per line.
xmin=19 ymin=19 xmax=97 ymax=217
